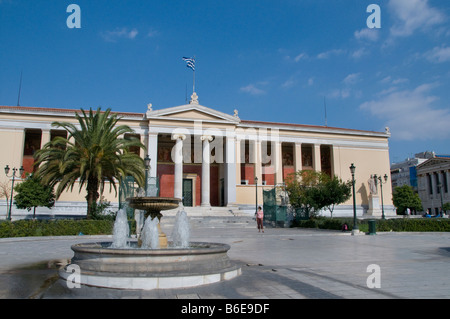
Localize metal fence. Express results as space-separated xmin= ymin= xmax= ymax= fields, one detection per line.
xmin=263 ymin=184 xmax=310 ymax=227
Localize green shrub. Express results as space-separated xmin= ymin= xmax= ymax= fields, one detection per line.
xmin=292 ymin=217 xmax=450 ymax=232
xmin=0 ymin=219 xmax=116 ymax=238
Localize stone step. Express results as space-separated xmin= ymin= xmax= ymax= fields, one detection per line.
xmin=161 ymin=215 xmax=256 ymax=230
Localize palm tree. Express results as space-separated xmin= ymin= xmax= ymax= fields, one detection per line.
xmin=34 ymin=107 xmax=146 ymax=219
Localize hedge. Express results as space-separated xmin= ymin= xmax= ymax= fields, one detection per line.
xmin=0 ymin=219 xmax=116 ymax=238
xmin=292 ymin=217 xmax=450 ymax=232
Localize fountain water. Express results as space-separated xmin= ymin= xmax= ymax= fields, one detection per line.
xmin=171 ymin=210 xmax=190 ymax=248
xmin=140 ymin=215 xmax=160 ymax=249
xmin=59 ymin=183 xmax=241 ymax=290
xmin=110 ymin=209 xmax=129 ymax=248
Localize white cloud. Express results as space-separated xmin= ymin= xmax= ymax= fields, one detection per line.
xmin=354 ymin=28 xmax=379 ymax=42
xmin=330 ymin=88 xmax=351 ymax=99
xmin=240 ymin=84 xmax=266 ymax=96
xmin=281 ymin=78 xmax=295 ymax=89
xmin=343 ymin=73 xmax=361 ymax=85
xmin=317 ymin=49 xmax=345 ymax=59
xmin=351 ymin=48 xmax=369 ymax=59
xmin=424 ymin=46 xmax=450 ymax=63
xmin=294 ymin=53 xmax=308 ymax=62
xmin=388 ymin=0 xmax=445 ymax=37
xmin=360 ymin=83 xmax=450 ymax=140
xmin=100 ymin=28 xmax=139 ymax=42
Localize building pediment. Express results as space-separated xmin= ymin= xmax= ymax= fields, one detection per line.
xmin=416 ymin=157 xmax=450 ymax=172
xmin=145 ymin=93 xmax=240 ymax=125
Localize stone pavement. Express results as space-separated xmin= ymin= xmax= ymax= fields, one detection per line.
xmin=0 ymin=223 xmax=450 ymax=299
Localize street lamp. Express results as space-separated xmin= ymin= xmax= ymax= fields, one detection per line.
xmin=255 ymin=176 xmax=258 ymax=214
xmin=437 ymin=181 xmax=444 ymax=217
xmin=349 ymin=163 xmax=358 ymax=234
xmin=144 ymin=155 xmax=151 ymax=194
xmin=4 ymin=165 xmax=24 ymax=221
xmin=374 ymin=174 xmax=388 ymax=220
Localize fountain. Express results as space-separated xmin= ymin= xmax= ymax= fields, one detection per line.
xmin=59 ymin=178 xmax=241 ymax=290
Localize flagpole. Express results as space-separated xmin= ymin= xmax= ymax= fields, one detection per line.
xmin=193 ymin=55 xmax=196 ymax=93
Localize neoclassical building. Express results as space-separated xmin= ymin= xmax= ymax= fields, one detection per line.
xmin=0 ymin=92 xmax=395 ymax=219
xmin=416 ymin=156 xmax=450 ymax=214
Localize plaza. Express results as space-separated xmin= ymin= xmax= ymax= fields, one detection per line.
xmin=1 ymin=220 xmax=449 ymax=299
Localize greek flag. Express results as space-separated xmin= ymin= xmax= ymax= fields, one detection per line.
xmin=182 ymin=57 xmax=195 ymax=71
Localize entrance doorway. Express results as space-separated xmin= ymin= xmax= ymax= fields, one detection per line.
xmin=182 ymin=178 xmax=193 ymax=207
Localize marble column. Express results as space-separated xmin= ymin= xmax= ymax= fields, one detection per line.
xmin=40 ymin=129 xmax=51 ymax=149
xmin=201 ymin=135 xmax=213 ymax=207
xmin=172 ymin=133 xmax=186 ymax=200
xmin=274 ymin=141 xmax=283 ymax=184
xmin=313 ymin=144 xmax=321 ymax=172
xmin=147 ymin=133 xmax=158 ymax=178
xmin=294 ymin=143 xmax=302 ymax=172
xmin=225 ymin=136 xmax=237 ymax=207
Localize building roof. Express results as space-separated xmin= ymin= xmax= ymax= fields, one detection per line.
xmin=0 ymin=105 xmax=390 ymax=138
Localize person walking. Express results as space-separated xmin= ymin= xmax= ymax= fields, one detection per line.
xmin=256 ymin=206 xmax=264 ymax=233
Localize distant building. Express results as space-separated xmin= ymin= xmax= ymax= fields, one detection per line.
xmin=390 ymin=151 xmax=435 ymax=190
xmin=416 ymin=156 xmax=450 ymax=215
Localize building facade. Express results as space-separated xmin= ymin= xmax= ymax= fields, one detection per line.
xmin=0 ymin=93 xmax=395 ymax=219
xmin=416 ymin=156 xmax=450 ymax=214
xmin=390 ymin=151 xmax=435 ymax=190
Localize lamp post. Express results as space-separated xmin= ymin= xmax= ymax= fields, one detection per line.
xmin=349 ymin=164 xmax=358 ymax=235
xmin=144 ymin=154 xmax=151 ymax=195
xmin=437 ymin=181 xmax=444 ymax=217
xmin=255 ymin=176 xmax=258 ymax=214
xmin=4 ymin=165 xmax=24 ymax=221
xmin=374 ymin=174 xmax=388 ymax=220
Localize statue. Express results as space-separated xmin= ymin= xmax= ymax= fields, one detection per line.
xmin=368 ymin=176 xmax=378 ymax=195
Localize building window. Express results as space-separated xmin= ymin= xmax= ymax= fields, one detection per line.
xmin=320 ymin=145 xmax=332 ymax=176
xmin=124 ymin=133 xmax=141 ymax=156
xmin=301 ymin=144 xmax=313 ymax=170
xmin=435 ymin=172 xmax=440 ymax=194
xmin=442 ymin=172 xmax=448 ymax=193
xmin=50 ymin=130 xmax=67 ymax=141
xmin=23 ymin=129 xmax=42 ymax=156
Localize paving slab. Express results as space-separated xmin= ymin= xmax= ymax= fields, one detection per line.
xmin=0 ymin=226 xmax=449 ymax=300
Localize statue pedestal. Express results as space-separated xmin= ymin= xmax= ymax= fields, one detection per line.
xmin=367 ymin=194 xmax=382 ymax=217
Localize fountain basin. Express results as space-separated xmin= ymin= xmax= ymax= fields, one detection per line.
xmin=59 ymin=241 xmax=242 ymax=290
xmin=127 ymin=197 xmax=180 ymax=217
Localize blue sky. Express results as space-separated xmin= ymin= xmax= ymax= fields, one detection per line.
xmin=1 ymin=0 xmax=449 ymax=164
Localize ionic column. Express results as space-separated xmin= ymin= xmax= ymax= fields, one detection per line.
xmin=254 ymin=140 xmax=262 ymax=183
xmin=147 ymin=133 xmax=158 ymax=178
xmin=313 ymin=144 xmax=321 ymax=172
xmin=294 ymin=143 xmax=302 ymax=172
xmin=172 ymin=133 xmax=186 ymax=200
xmin=201 ymin=135 xmax=213 ymax=207
xmin=274 ymin=141 xmax=283 ymax=184
xmin=40 ymin=129 xmax=51 ymax=149
xmin=225 ymin=136 xmax=237 ymax=206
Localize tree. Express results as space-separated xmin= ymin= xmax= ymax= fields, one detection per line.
xmin=0 ymin=180 xmax=11 ymax=216
xmin=392 ymin=185 xmax=422 ymax=214
xmin=34 ymin=108 xmax=146 ymax=219
xmin=285 ymin=170 xmax=329 ymax=218
xmin=317 ymin=176 xmax=352 ymax=218
xmin=14 ymin=174 xmax=55 ymax=219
